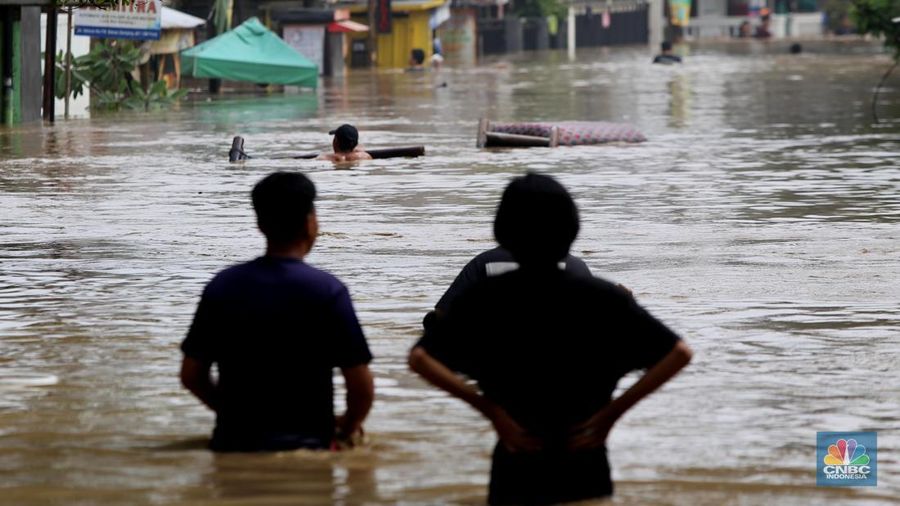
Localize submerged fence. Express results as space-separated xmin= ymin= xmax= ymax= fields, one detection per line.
xmin=477 ymin=2 xmax=649 ymax=57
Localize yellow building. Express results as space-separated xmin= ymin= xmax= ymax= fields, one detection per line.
xmin=348 ymin=0 xmax=447 ymax=68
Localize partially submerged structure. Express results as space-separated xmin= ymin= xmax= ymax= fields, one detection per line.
xmin=477 ymin=118 xmax=646 ymax=148
xmin=149 ymin=6 xmax=206 ymax=89
xmin=1 ymin=0 xmax=48 ymax=124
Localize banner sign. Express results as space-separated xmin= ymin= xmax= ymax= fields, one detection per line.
xmin=75 ymin=0 xmax=163 ymax=40
xmin=376 ymin=0 xmax=392 ymax=34
xmin=668 ymin=0 xmax=691 ymax=27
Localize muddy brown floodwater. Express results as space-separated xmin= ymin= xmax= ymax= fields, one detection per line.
xmin=0 ymin=42 xmax=898 ymax=505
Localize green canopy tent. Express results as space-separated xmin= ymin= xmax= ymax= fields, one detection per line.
xmin=181 ymin=17 xmax=318 ymax=88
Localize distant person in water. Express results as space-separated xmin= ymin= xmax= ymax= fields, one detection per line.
xmin=738 ymin=20 xmax=752 ymax=38
xmin=653 ymin=41 xmax=682 ymax=64
xmin=408 ymin=48 xmax=426 ymax=71
xmin=180 ymin=172 xmax=374 ymax=452
xmin=755 ymin=14 xmax=773 ymax=38
xmin=409 ymin=173 xmax=692 ymax=505
xmin=317 ymin=124 xmax=372 ymax=162
xmin=431 ymin=37 xmax=444 ymax=70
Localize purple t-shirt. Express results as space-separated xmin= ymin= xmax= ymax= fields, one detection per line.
xmin=182 ymin=256 xmax=371 ymax=450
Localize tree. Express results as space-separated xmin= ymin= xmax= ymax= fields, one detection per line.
xmin=852 ymin=0 xmax=900 ymax=121
xmin=853 ymin=0 xmax=900 ymax=59
xmin=54 ymin=40 xmax=186 ymax=111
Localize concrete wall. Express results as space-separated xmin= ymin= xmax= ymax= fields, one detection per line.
xmin=773 ymin=12 xmax=823 ymax=38
xmin=697 ymin=0 xmax=726 ymax=17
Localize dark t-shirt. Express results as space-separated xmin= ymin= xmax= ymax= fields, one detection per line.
xmin=181 ymin=256 xmax=372 ymax=451
xmin=435 ymin=247 xmax=592 ymax=313
xmin=419 ymin=268 xmax=680 ymax=443
xmin=653 ymin=54 xmax=682 ymax=64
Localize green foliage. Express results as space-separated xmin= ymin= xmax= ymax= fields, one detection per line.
xmin=53 ymin=50 xmax=89 ymax=100
xmin=118 ymin=80 xmax=189 ymax=111
xmin=84 ymin=40 xmax=142 ymax=92
xmin=513 ymin=0 xmax=567 ymax=20
xmin=53 ymin=40 xmax=187 ymax=111
xmin=852 ymin=0 xmax=900 ymax=60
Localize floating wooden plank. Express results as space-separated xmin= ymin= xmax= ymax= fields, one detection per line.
xmin=290 ymin=146 xmax=426 ymax=159
xmin=228 ymin=136 xmax=425 ymax=161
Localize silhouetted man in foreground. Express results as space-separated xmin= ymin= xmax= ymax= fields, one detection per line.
xmin=181 ymin=172 xmax=374 ymax=452
xmin=409 ymin=173 xmax=692 ymax=504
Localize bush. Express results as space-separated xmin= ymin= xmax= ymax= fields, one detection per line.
xmin=54 ymin=40 xmax=187 ymax=111
xmin=852 ymin=0 xmax=900 ymax=60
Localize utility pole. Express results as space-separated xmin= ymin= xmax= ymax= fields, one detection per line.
xmin=64 ymin=7 xmax=73 ymax=119
xmin=567 ymin=4 xmax=575 ymax=61
xmin=42 ymin=4 xmax=57 ymax=123
xmin=367 ymin=0 xmax=376 ymax=66
xmin=648 ymin=0 xmax=663 ymax=48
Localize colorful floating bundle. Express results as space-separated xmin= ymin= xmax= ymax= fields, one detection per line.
xmin=477 ymin=118 xmax=646 ymax=148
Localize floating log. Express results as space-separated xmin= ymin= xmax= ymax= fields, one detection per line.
xmin=228 ymin=136 xmax=425 ymax=162
xmin=367 ymin=146 xmax=426 ymax=159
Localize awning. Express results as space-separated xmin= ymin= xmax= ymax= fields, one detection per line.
xmin=181 ymin=17 xmax=318 ymax=88
xmin=161 ymin=6 xmax=205 ymax=30
xmin=327 ymin=20 xmax=369 ymax=33
xmin=429 ymin=3 xmax=451 ymax=29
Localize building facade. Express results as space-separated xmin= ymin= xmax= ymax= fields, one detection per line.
xmin=1 ymin=0 xmax=48 ymax=124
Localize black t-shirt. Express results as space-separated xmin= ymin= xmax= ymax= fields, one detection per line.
xmin=182 ymin=256 xmax=372 ymax=449
xmin=653 ymin=54 xmax=682 ymax=64
xmin=418 ymin=268 xmax=680 ymax=443
xmin=435 ymin=247 xmax=592 ymax=313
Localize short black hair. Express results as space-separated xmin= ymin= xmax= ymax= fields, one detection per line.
xmin=251 ymin=172 xmax=317 ymax=244
xmin=411 ymin=48 xmax=425 ymax=65
xmin=494 ymin=172 xmax=579 ymax=266
xmin=661 ymin=41 xmax=672 ymax=51
xmin=330 ymin=124 xmax=359 ymax=152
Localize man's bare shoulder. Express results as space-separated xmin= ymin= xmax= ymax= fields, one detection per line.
xmin=350 ymin=151 xmax=373 ymax=161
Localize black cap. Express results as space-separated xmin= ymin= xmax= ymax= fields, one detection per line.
xmin=329 ymin=124 xmax=359 ymax=151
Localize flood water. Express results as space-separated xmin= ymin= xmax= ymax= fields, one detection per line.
xmin=1 ymin=42 xmax=899 ymax=505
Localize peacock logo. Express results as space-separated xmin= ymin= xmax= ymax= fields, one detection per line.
xmin=817 ymin=432 xmax=877 ymax=486
xmin=823 ymin=438 xmax=870 ymax=466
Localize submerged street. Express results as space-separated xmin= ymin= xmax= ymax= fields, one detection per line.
xmin=1 ymin=42 xmax=899 ymax=504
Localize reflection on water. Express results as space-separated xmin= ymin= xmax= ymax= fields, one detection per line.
xmin=1 ymin=42 xmax=898 ymax=505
